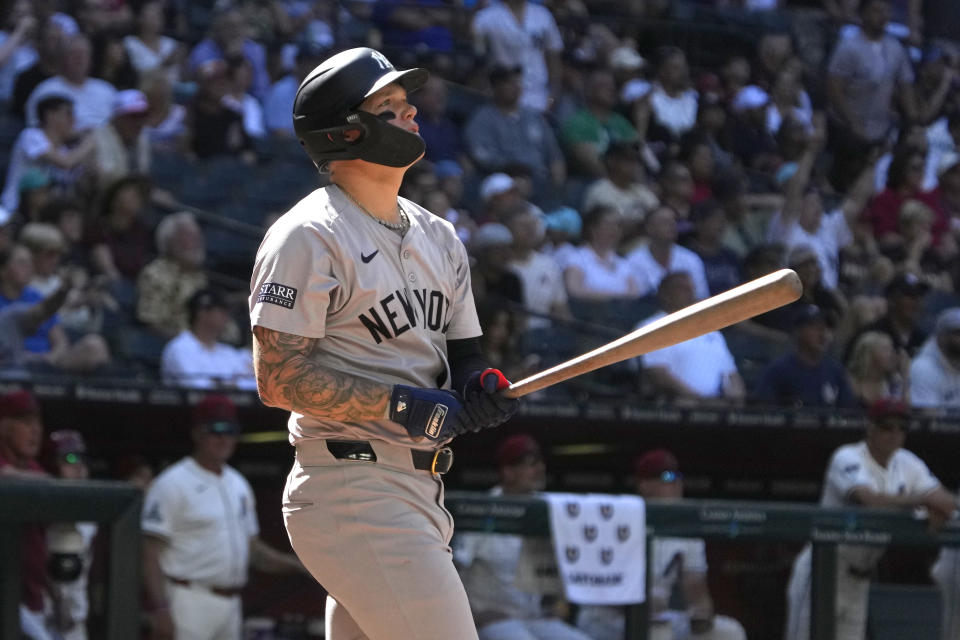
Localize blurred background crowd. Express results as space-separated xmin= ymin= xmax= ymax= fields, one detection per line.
xmin=2 ymin=0 xmax=960 ymax=411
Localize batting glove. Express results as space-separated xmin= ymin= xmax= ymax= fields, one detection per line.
xmin=389 ymin=386 xmax=478 ymax=441
xmin=459 ymin=368 xmax=521 ymax=432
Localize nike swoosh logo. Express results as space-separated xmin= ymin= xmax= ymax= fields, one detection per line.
xmin=361 ymin=250 xmax=379 ymax=263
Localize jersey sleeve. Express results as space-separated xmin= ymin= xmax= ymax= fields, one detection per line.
xmin=249 ymin=221 xmax=340 ymax=339
xmin=141 ymin=475 xmax=178 ymax=539
xmin=825 ymin=448 xmax=873 ymax=500
xmin=902 ymin=450 xmax=941 ymax=496
xmin=443 ymin=236 xmax=482 ymax=340
xmin=240 ymin=475 xmax=260 ymax=538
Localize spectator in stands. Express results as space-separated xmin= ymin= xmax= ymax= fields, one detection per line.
xmin=264 ymin=42 xmax=326 ymax=138
xmin=470 ymin=223 xmax=524 ymax=311
xmin=407 ymin=75 xmax=461 ymax=164
xmin=564 ymin=205 xmax=643 ymax=302
xmin=755 ymin=304 xmax=855 ymax=408
xmin=2 ymin=95 xmax=94 ymax=213
xmin=454 ymin=433 xmax=591 ymax=640
xmin=161 ymin=288 xmax=255 ymax=390
xmin=464 ymin=64 xmax=565 ymax=204
xmin=87 ymin=176 xmax=152 ymax=282
xmin=0 ymin=2 xmax=37 ymax=104
xmin=578 ymin=449 xmax=747 ymax=640
xmin=627 ymin=206 xmax=710 ymax=301
xmin=122 ymin=1 xmax=182 ymax=85
xmin=41 ymin=429 xmax=96 ymax=640
xmin=561 ymin=67 xmax=638 ymax=177
xmin=826 ymin=0 xmax=915 ymax=187
xmin=187 ymin=8 xmax=269 ymax=101
xmin=140 ymin=72 xmax=187 ymax=154
xmin=91 ymin=89 xmax=151 ymax=189
xmin=0 ymin=273 xmax=70 ymax=371
xmin=846 ymin=331 xmax=907 ymax=405
xmin=0 ymin=390 xmax=53 ymax=640
xmin=477 ymin=303 xmax=539 ymax=384
xmin=844 ymin=271 xmax=928 ymax=365
xmin=582 ymin=140 xmax=658 ymax=243
xmin=680 ymin=133 xmax=715 ymax=205
xmin=35 ymin=199 xmax=85 ymax=270
xmin=141 ymin=394 xmax=305 ymax=640
xmin=687 ymin=200 xmax=741 ymax=297
xmin=223 ymin=54 xmax=265 ymax=140
xmin=640 ymin=272 xmax=745 ymax=404
xmin=504 ymin=204 xmax=571 ymax=333
xmin=15 ymin=169 xmax=54 ymax=225
xmin=90 ymin=29 xmax=137 ymax=91
xmin=909 ymin=307 xmax=960 ymax=408
xmin=929 ymin=151 xmax=960 ymax=223
xmin=647 ymin=47 xmax=698 ymax=146
xmin=777 ymin=244 xmax=847 ymax=331
xmin=25 ymin=33 xmax=117 ymax=131
xmin=784 ymin=398 xmax=956 ymax=640
xmin=728 ymin=85 xmax=779 ymax=173
xmin=470 ymin=0 xmax=563 ymax=113
xmin=477 ymin=173 xmax=523 ymax=224
xmin=767 ymin=114 xmax=875 ymax=291
xmin=370 ymin=0 xmax=455 ymax=55
xmin=0 ymin=244 xmax=108 ymax=374
xmin=186 ymin=59 xmax=255 ymax=163
xmin=20 ymin=222 xmax=65 ymax=295
xmin=882 ymin=199 xmax=955 ymax=291
xmin=714 ymin=168 xmax=769 ymax=259
xmin=542 ymin=206 xmax=581 ymax=271
xmin=765 ymin=62 xmax=812 ymax=136
xmin=657 ymin=161 xmax=696 ymax=232
xmin=865 ymin=149 xmax=946 ymax=250
xmin=10 ymin=18 xmax=62 ymax=122
xmin=136 ymin=211 xmax=208 ymax=337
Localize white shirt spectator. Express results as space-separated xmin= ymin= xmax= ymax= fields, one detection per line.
xmin=626 ymin=244 xmax=710 ymax=300
xmin=471 ymin=1 xmax=563 ymax=112
xmin=509 ymin=251 xmax=568 ymax=330
xmin=565 ymin=246 xmax=644 ymax=298
xmin=264 ymin=75 xmax=298 ymax=135
xmin=582 ymin=179 xmax=659 ymax=225
xmin=640 ymin=311 xmax=738 ymax=397
xmin=649 ymin=85 xmax=698 ymax=140
xmin=766 ymin=208 xmax=852 ymax=290
xmin=142 ymin=456 xmax=259 ymax=587
xmin=25 ymin=76 xmax=117 ymax=130
xmin=909 ymin=338 xmax=960 ymax=408
xmin=161 ymin=329 xmax=258 ymax=390
xmin=123 ymin=34 xmax=180 ymax=83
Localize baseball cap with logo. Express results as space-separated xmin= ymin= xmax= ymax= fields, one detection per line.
xmin=113 ymin=89 xmax=150 ymax=117
xmin=633 ymin=449 xmax=679 ymax=480
xmin=0 ymin=389 xmax=40 ymax=420
xmin=495 ymin=434 xmax=541 ymax=467
xmin=192 ymin=395 xmax=240 ymax=435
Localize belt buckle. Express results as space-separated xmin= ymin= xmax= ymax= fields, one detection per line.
xmin=431 ymin=447 xmax=454 ymax=475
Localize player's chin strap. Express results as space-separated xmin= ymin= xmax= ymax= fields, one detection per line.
xmin=298 ymin=110 xmax=425 ymax=170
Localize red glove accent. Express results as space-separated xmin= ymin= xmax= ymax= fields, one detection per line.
xmin=480 ymin=368 xmax=510 ymax=393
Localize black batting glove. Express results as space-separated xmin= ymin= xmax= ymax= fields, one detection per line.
xmin=459 ymin=368 xmax=521 ymax=433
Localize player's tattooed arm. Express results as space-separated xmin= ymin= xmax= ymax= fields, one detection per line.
xmin=252 ymin=326 xmax=391 ymax=421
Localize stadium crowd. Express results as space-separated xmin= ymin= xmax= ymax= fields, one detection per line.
xmin=1 ymin=0 xmax=960 ymax=410
xmin=3 ymin=0 xmax=960 ymax=638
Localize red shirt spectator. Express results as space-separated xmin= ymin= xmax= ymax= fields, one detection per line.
xmin=863 ymin=151 xmax=948 ymax=245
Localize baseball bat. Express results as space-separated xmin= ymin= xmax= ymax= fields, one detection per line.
xmin=502 ymin=268 xmax=802 ymax=398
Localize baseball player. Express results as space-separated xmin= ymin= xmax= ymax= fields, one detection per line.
xmin=784 ymin=398 xmax=957 ymax=640
xmin=141 ymin=395 xmax=304 ymax=640
xmin=249 ymin=47 xmax=521 ymax=640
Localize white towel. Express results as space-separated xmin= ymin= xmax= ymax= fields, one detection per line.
xmin=543 ymin=492 xmax=646 ymax=604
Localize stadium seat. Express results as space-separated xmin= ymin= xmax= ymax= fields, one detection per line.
xmin=867 ymin=584 xmax=940 ymax=640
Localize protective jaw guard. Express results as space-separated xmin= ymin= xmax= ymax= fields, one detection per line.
xmin=297 ymin=110 xmax=426 ymax=170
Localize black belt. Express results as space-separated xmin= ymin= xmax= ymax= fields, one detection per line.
xmin=167 ymin=577 xmax=243 ymax=597
xmin=326 ymin=440 xmax=454 ymax=475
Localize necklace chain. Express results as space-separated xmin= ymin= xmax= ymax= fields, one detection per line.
xmin=337 ymin=184 xmax=409 ymax=234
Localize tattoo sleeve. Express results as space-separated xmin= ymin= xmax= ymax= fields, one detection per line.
xmin=252 ymin=326 xmax=391 ymax=422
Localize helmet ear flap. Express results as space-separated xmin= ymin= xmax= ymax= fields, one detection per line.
xmin=298 ymin=110 xmax=424 ymax=169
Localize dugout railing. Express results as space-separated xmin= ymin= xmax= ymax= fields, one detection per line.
xmin=0 ymin=479 xmax=142 ymax=640
xmin=447 ymin=492 xmax=960 ymax=640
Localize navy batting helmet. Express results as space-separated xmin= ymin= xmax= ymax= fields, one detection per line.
xmin=293 ymin=47 xmax=428 ymax=169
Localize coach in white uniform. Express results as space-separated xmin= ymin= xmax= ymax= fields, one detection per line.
xmin=784 ymin=398 xmax=957 ymax=640
xmin=141 ymin=395 xmax=304 ymax=640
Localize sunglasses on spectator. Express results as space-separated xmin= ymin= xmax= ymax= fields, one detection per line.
xmin=61 ymin=452 xmax=87 ymax=465
xmin=658 ymin=470 xmax=683 ymax=483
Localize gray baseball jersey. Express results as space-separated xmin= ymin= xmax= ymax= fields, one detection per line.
xmin=249 ymin=185 xmax=482 ymax=446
